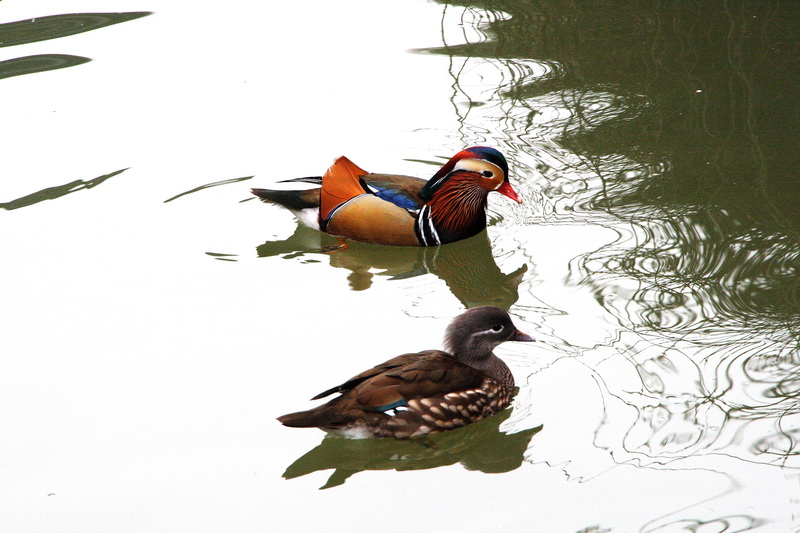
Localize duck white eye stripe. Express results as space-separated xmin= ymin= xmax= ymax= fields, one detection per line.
xmin=471 ymin=328 xmax=503 ymax=337
xmin=454 ymin=159 xmax=502 ymax=176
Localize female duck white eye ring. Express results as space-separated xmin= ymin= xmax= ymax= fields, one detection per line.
xmin=471 ymin=324 xmax=505 ymax=337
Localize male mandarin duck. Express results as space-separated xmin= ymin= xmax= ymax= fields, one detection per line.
xmin=252 ymin=147 xmax=522 ymax=246
xmin=277 ymin=306 xmax=534 ymax=439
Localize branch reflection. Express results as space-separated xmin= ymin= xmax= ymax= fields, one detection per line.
xmin=0 ymin=168 xmax=128 ymax=210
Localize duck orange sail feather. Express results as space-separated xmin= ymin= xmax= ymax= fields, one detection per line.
xmin=319 ymin=156 xmax=370 ymax=221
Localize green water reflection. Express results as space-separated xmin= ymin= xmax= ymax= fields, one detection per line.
xmin=421 ymin=0 xmax=800 ymax=528
xmin=427 ymin=1 xmax=800 ymax=369
xmin=0 ymin=168 xmax=128 ymax=210
xmin=0 ymin=12 xmax=151 ymax=79
xmin=0 ymin=12 xmax=151 ymax=48
xmin=0 ymin=54 xmax=91 ymax=80
xmin=163 ymin=176 xmax=253 ymax=204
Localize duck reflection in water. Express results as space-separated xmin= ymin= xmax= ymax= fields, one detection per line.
xmin=282 ymin=408 xmax=541 ymax=489
xmin=256 ymin=225 xmax=527 ymax=310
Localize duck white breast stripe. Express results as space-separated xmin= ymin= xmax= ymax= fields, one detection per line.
xmin=417 ymin=205 xmax=430 ymax=246
xmin=426 ymin=212 xmax=441 ymax=245
xmin=416 ymin=205 xmax=441 ymax=246
xmin=326 ymin=194 xmax=369 ymax=221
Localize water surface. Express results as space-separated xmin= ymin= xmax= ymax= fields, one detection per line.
xmin=2 ymin=1 xmax=799 ymax=532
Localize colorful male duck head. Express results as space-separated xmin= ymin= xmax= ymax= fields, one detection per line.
xmin=420 ymin=147 xmax=519 ymax=204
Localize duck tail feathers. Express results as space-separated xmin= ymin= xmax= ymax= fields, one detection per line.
xmin=251 ymin=188 xmax=320 ymax=211
xmin=277 ymin=404 xmax=348 ymax=429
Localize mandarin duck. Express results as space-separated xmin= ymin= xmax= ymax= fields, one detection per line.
xmin=252 ymin=147 xmax=521 ymax=246
xmin=277 ymin=306 xmax=534 ymax=439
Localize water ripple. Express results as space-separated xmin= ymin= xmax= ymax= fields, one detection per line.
xmin=418 ymin=1 xmax=800 ymax=529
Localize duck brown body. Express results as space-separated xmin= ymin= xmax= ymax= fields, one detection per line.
xmin=277 ymin=306 xmax=534 ymax=438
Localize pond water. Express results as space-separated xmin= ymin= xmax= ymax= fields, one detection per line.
xmin=2 ymin=1 xmax=800 ymax=531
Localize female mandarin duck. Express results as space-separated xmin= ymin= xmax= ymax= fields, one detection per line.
xmin=252 ymin=147 xmax=522 ymax=246
xmin=278 ymin=306 xmax=534 ymax=439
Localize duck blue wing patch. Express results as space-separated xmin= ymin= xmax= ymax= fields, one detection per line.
xmin=367 ymin=185 xmax=423 ymax=210
xmin=371 ymin=398 xmax=410 ymax=416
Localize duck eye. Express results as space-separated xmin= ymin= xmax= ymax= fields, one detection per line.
xmin=491 ymin=324 xmax=503 ymax=332
xmin=482 ymin=170 xmax=494 ymax=178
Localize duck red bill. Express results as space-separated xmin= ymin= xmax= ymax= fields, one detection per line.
xmin=512 ymin=329 xmax=535 ymax=342
xmin=497 ymin=182 xmax=522 ymax=204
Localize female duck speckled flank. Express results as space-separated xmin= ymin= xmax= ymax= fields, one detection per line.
xmin=277 ymin=306 xmax=534 ymax=439
xmin=252 ymin=147 xmax=522 ymax=246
